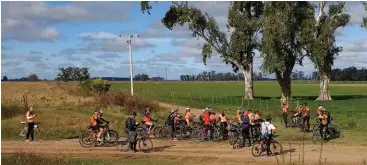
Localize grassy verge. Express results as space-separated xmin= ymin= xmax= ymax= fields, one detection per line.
xmin=1 ymin=106 xmax=169 ymax=141
xmin=1 ymin=152 xmax=183 ymax=165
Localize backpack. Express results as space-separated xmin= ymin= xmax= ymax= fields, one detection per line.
xmin=261 ymin=122 xmax=270 ymax=136
xmin=166 ymin=112 xmax=175 ymax=126
xmin=125 ymin=118 xmax=135 ymax=131
xmin=240 ymin=114 xmax=249 ymax=125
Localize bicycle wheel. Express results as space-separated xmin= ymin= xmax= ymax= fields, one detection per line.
xmin=228 ymin=130 xmax=239 ymax=145
xmin=104 ymin=130 xmax=118 ymax=144
xmin=115 ymin=137 xmax=130 ymax=152
xmin=251 ymin=143 xmax=262 ymax=157
xmin=329 ymin=123 xmax=341 ymax=138
xmin=79 ymin=131 xmax=94 ymax=148
xmin=270 ymin=141 xmax=282 ymax=155
xmin=160 ymin=126 xmax=171 ymax=139
xmin=18 ymin=128 xmax=27 ymax=141
xmin=138 ymin=138 xmax=153 ymax=152
xmin=192 ymin=128 xmax=204 ymax=142
xmin=34 ymin=128 xmax=48 ymax=141
xmin=153 ymin=126 xmax=162 ymax=139
xmin=312 ymin=128 xmax=323 ymax=144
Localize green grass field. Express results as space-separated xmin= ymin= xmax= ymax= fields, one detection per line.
xmin=112 ymin=81 xmax=367 ymax=143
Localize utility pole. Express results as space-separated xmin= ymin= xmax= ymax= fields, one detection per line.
xmin=120 ymin=34 xmax=139 ymax=96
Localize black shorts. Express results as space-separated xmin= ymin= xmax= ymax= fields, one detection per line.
xmin=91 ymin=125 xmax=99 ymax=131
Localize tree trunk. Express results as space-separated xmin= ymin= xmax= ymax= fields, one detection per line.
xmin=242 ymin=65 xmax=254 ymax=100
xmin=276 ymin=71 xmax=292 ymax=102
xmin=316 ymin=72 xmax=332 ymax=100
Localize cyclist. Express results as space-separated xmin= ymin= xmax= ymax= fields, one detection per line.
xmin=202 ymin=107 xmax=214 ymax=141
xmin=248 ymin=109 xmax=257 ymax=143
xmin=25 ymin=106 xmax=37 ymax=142
xmin=318 ymin=108 xmax=329 ymax=140
xmin=125 ymin=111 xmax=139 ymax=152
xmin=316 ymin=104 xmax=323 ymax=117
xmin=218 ymin=111 xmax=229 ymax=139
xmin=260 ymin=115 xmax=278 ymax=157
xmin=302 ymin=103 xmax=310 ymax=132
xmin=292 ymin=104 xmax=303 ymax=125
xmin=90 ymin=109 xmax=104 ymax=142
xmin=240 ymin=110 xmax=251 ymax=147
xmin=167 ymin=108 xmax=179 ymax=141
xmin=185 ymin=108 xmax=195 ymax=128
xmin=143 ymin=107 xmax=157 ymax=135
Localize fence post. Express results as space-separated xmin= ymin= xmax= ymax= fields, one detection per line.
xmin=212 ymin=95 xmax=215 ymax=104
xmin=200 ymin=95 xmax=202 ymax=104
xmin=260 ymin=98 xmax=262 ymax=110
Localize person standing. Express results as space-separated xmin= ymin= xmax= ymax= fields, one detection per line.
xmin=302 ymin=103 xmax=310 ymax=132
xmin=240 ymin=110 xmax=251 ymax=147
xmin=125 ymin=112 xmax=139 ymax=152
xmin=282 ymin=102 xmax=289 ymax=128
xmin=25 ymin=106 xmax=37 ymax=142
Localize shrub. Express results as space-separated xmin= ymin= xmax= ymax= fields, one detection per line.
xmin=91 ymin=78 xmax=111 ymax=93
xmin=1 ymin=101 xmax=24 ymax=120
xmin=79 ymin=79 xmax=93 ymax=91
xmin=95 ymin=91 xmax=158 ymax=112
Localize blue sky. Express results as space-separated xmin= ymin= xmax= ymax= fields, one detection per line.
xmin=1 ymin=1 xmax=367 ymax=80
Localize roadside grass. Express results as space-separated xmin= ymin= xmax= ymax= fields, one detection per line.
xmin=112 ymin=81 xmax=367 ymax=144
xmin=1 ymin=152 xmax=183 ymax=165
xmin=1 ymin=106 xmax=169 ymax=141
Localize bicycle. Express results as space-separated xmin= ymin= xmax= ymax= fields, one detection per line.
xmin=251 ymin=134 xmax=282 ymax=157
xmin=79 ymin=123 xmax=118 ymax=148
xmin=280 ymin=112 xmax=303 ymax=129
xmin=312 ymin=120 xmax=341 ymax=144
xmin=18 ymin=122 xmax=48 ymax=141
xmin=116 ymin=127 xmax=153 ymax=152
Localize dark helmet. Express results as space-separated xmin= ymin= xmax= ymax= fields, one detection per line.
xmin=131 ymin=111 xmax=137 ymax=116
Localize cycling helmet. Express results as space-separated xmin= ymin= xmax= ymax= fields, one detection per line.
xmin=239 ymin=109 xmax=244 ymax=114
xmin=131 ymin=111 xmax=137 ymax=116
xmin=186 ymin=107 xmax=190 ymax=111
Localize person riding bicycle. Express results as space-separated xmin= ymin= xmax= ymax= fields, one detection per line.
xmin=316 ymin=104 xmax=323 ymax=117
xmin=25 ymin=106 xmax=37 ymax=142
xmin=143 ymin=107 xmax=156 ymax=135
xmin=125 ymin=111 xmax=139 ymax=152
xmin=185 ymin=108 xmax=195 ymax=128
xmin=260 ymin=115 xmax=278 ymax=157
xmin=302 ymin=103 xmax=310 ymax=132
xmin=240 ymin=110 xmax=251 ymax=147
xmin=318 ymin=108 xmax=329 ymax=140
xmin=218 ymin=111 xmax=229 ymax=139
xmin=90 ymin=109 xmax=105 ymax=142
xmin=282 ymin=101 xmax=290 ymax=128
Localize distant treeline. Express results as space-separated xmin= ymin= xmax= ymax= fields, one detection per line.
xmin=180 ymin=67 xmax=367 ymax=81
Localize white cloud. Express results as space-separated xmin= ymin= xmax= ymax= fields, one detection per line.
xmin=1 ymin=1 xmax=132 ymax=42
xmin=80 ymin=32 xmax=117 ymax=40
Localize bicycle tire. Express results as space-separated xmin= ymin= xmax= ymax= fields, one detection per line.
xmin=270 ymin=141 xmax=282 ymax=155
xmin=329 ymin=123 xmax=341 ymax=138
xmin=228 ymin=130 xmax=238 ymax=145
xmin=312 ymin=128 xmax=323 ymax=144
xmin=104 ymin=130 xmax=118 ymax=144
xmin=79 ymin=131 xmax=94 ymax=148
xmin=138 ymin=138 xmax=153 ymax=152
xmin=153 ymin=126 xmax=162 ymax=139
xmin=34 ymin=128 xmax=48 ymax=141
xmin=251 ymin=143 xmax=262 ymax=157
xmin=115 ymin=137 xmax=130 ymax=152
xmin=18 ymin=128 xmax=27 ymax=141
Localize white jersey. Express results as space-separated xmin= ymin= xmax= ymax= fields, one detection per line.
xmin=261 ymin=121 xmax=276 ymax=135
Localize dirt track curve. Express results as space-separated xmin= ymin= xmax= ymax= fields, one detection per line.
xmin=2 ymin=102 xmax=367 ymax=165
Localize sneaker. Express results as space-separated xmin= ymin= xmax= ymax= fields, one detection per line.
xmin=25 ymin=139 xmax=30 ymax=142
xmin=172 ymin=138 xmax=178 ymax=141
xmin=97 ymin=138 xmax=102 ymax=142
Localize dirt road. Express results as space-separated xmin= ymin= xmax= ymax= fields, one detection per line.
xmin=2 ymin=102 xmax=366 ymax=164
xmin=2 ymin=139 xmax=366 ymax=165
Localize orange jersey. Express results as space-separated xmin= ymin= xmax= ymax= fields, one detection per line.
xmin=185 ymin=112 xmax=194 ymax=120
xmin=302 ymin=106 xmax=310 ymax=117
xmin=321 ymin=114 xmax=328 ymax=125
xmin=90 ymin=114 xmax=98 ymax=126
xmin=26 ymin=111 xmax=36 ymax=123
xmin=144 ymin=114 xmax=151 ymax=122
